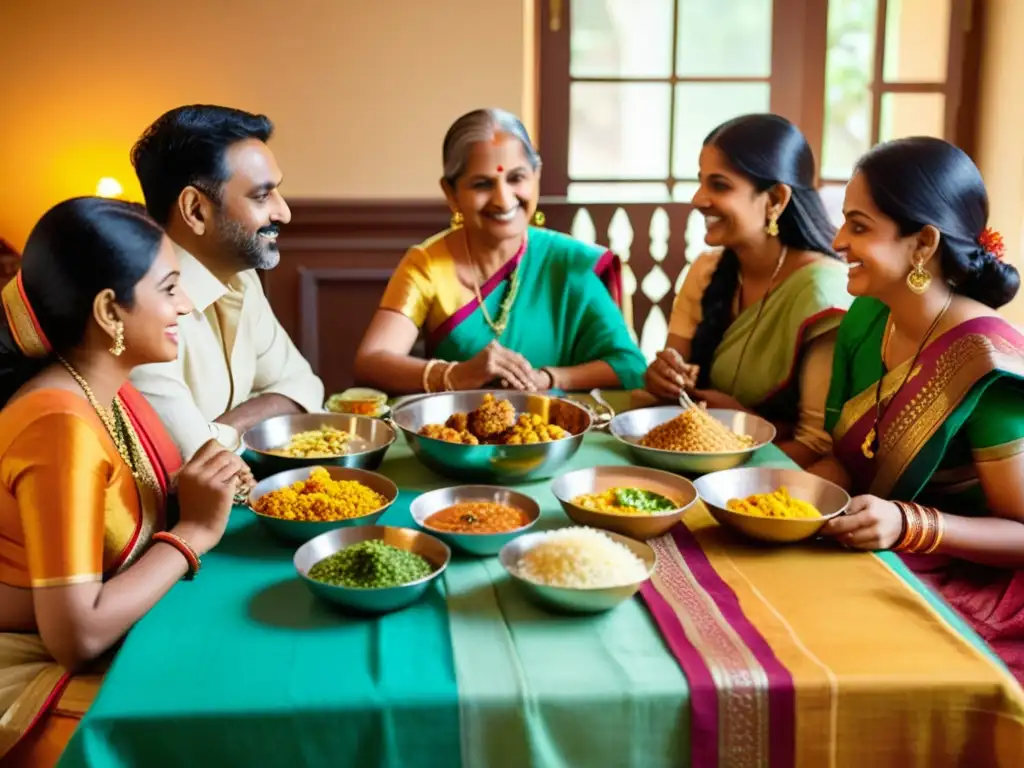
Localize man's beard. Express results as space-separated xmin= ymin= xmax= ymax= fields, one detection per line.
xmin=216 ymin=215 xmax=281 ymax=271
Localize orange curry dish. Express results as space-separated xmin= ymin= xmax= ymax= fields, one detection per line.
xmin=423 ymin=501 xmax=531 ymax=534
xmin=418 ymin=394 xmax=569 ymax=446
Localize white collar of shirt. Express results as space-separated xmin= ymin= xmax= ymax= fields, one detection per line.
xmin=173 ymin=244 xmax=245 ymax=316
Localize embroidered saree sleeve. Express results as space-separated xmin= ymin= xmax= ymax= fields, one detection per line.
xmin=4 ymin=413 xmax=113 ymax=588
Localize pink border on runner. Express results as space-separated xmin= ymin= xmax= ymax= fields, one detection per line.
xmin=641 ymin=524 xmax=795 ymax=767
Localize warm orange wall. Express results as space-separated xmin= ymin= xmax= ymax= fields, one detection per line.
xmin=976 ymin=0 xmax=1024 ymax=324
xmin=0 ymin=0 xmax=532 ymax=250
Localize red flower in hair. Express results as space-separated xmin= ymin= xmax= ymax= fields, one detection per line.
xmin=979 ymin=227 xmax=1006 ymax=261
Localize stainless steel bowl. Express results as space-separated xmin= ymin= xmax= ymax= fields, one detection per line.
xmin=551 ymin=466 xmax=698 ymax=540
xmin=499 ymin=528 xmax=656 ymax=613
xmin=609 ymin=405 xmax=776 ymax=474
xmin=247 ymin=465 xmax=398 ymax=544
xmin=694 ymin=466 xmax=849 ymax=544
xmin=294 ymin=526 xmax=450 ymax=614
xmin=241 ymin=413 xmax=396 ymax=479
xmin=391 ymin=390 xmax=592 ymax=483
xmin=409 ymin=485 xmax=540 ymax=556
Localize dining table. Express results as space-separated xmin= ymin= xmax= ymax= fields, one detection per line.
xmin=57 ymin=410 xmax=1024 ymax=768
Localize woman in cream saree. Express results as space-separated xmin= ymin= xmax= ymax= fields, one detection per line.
xmin=647 ymin=114 xmax=852 ymax=467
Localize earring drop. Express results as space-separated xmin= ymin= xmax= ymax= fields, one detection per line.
xmin=765 ymin=212 xmax=779 ymax=237
xmin=110 ymin=321 xmax=126 ymax=357
xmin=906 ymin=261 xmax=932 ymax=294
xmin=450 ymin=211 xmax=464 ymax=229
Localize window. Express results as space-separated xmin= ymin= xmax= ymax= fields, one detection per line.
xmin=534 ymin=0 xmax=980 ymax=360
xmin=538 ymin=0 xmax=979 ymax=203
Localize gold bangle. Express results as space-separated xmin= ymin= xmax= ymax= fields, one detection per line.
xmin=442 ymin=362 xmax=458 ymax=392
xmin=925 ymin=512 xmax=946 ymax=552
xmin=894 ymin=502 xmax=920 ymax=551
xmin=910 ymin=503 xmax=936 ymax=554
xmin=919 ymin=505 xmax=945 ymax=554
xmin=422 ymin=359 xmax=443 ymax=393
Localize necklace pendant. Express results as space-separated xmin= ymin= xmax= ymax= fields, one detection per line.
xmin=861 ymin=428 xmax=876 ymax=459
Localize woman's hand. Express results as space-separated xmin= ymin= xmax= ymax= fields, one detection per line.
xmin=450 ymin=341 xmax=537 ymax=391
xmin=820 ymin=494 xmax=904 ymax=550
xmin=645 ymin=349 xmax=699 ymax=400
xmin=688 ymin=388 xmax=745 ymax=412
xmin=173 ymin=440 xmax=249 ymax=555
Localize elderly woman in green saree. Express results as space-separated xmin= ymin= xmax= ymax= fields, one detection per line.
xmin=645 ymin=114 xmax=852 ymax=468
xmin=810 ymin=137 xmax=1024 ymax=685
xmin=353 ymin=108 xmax=646 ymax=394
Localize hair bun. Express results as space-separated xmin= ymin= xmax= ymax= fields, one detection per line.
xmin=962 ymin=251 xmax=1020 ymax=309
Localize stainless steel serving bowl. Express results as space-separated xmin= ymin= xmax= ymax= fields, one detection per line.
xmin=241 ymin=413 xmax=396 ymax=479
xmin=694 ymin=466 xmax=849 ymax=544
xmin=551 ymin=466 xmax=698 ymax=540
xmin=609 ymin=405 xmax=776 ymax=474
xmin=409 ymin=485 xmax=540 ymax=556
xmin=391 ymin=390 xmax=592 ymax=483
xmin=247 ymin=465 xmax=398 ymax=544
xmin=499 ymin=528 xmax=656 ymax=613
xmin=294 ymin=526 xmax=450 ymax=614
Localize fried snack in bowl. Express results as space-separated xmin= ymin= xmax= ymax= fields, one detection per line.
xmin=468 ymin=394 xmax=516 ymax=440
xmin=394 ymin=391 xmax=590 ymax=483
xmin=418 ymin=394 xmax=569 ymax=447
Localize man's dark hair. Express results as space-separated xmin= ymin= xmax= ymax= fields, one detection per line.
xmin=130 ymin=105 xmax=274 ymax=225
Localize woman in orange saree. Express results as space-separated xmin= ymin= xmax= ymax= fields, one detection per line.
xmin=0 ymin=198 xmax=251 ymax=766
xmin=811 ymin=138 xmax=1024 ymax=684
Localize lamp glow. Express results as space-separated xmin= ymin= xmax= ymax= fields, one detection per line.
xmin=96 ymin=178 xmax=124 ymax=198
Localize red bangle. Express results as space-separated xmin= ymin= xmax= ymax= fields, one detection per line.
xmin=152 ymin=531 xmax=200 ymax=580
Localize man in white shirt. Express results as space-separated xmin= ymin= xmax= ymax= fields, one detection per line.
xmin=129 ymin=105 xmax=324 ymax=459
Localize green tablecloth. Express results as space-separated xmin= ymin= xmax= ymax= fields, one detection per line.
xmin=59 ymin=434 xmax=791 ymax=768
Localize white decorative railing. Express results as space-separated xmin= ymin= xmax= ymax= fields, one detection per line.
xmin=541 ymin=200 xmax=707 ymax=361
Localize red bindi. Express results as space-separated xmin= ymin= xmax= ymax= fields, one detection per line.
xmin=496 ymin=165 xmax=504 ymax=173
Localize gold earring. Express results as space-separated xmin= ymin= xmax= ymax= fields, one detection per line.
xmin=450 ymin=211 xmax=464 ymax=229
xmin=765 ymin=212 xmax=779 ymax=237
xmin=531 ymin=210 xmax=546 ymax=227
xmin=906 ymin=261 xmax=932 ymax=294
xmin=110 ymin=321 xmax=125 ymax=357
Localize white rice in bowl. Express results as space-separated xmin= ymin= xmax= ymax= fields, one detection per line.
xmin=515 ymin=527 xmax=649 ymax=588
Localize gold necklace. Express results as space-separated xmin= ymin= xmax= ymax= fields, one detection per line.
xmin=462 ymin=233 xmax=524 ymax=337
xmin=861 ymin=292 xmax=952 ymax=459
xmin=58 ymin=356 xmax=154 ymax=489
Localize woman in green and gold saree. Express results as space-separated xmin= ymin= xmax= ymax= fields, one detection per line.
xmin=354 ymin=109 xmax=646 ymax=395
xmin=810 ymin=137 xmax=1024 ymax=685
xmin=645 ymin=114 xmax=852 ymax=467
